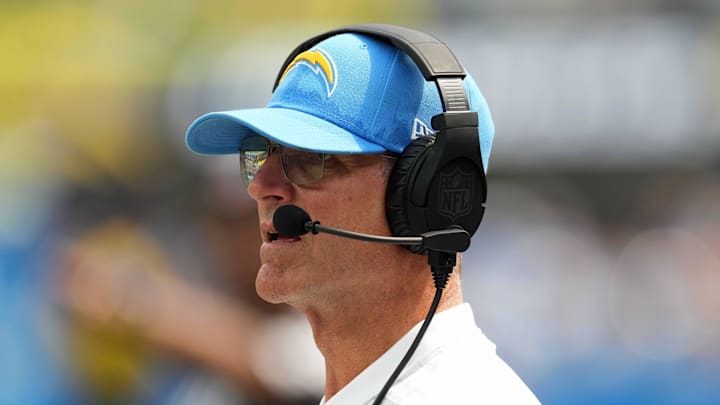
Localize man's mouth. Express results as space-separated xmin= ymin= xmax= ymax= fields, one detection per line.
xmin=268 ymin=232 xmax=301 ymax=242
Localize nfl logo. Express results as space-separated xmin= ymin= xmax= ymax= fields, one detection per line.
xmin=438 ymin=167 xmax=475 ymax=221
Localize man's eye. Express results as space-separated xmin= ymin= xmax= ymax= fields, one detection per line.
xmin=322 ymin=155 xmax=340 ymax=166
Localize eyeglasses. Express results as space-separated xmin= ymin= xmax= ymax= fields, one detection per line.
xmin=239 ymin=136 xmax=331 ymax=187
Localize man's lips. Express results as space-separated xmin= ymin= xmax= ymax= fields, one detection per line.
xmin=261 ymin=213 xmax=303 ymax=243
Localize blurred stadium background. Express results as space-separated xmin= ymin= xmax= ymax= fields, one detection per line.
xmin=1 ymin=0 xmax=719 ymax=404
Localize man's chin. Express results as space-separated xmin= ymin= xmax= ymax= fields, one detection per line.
xmin=255 ymin=263 xmax=296 ymax=304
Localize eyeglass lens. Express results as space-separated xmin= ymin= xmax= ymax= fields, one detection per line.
xmin=239 ymin=136 xmax=326 ymax=187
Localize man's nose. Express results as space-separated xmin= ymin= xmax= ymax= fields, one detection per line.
xmin=247 ymin=152 xmax=293 ymax=203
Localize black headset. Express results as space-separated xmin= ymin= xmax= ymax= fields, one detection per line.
xmin=273 ymin=23 xmax=487 ymax=254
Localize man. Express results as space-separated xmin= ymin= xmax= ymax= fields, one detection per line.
xmin=186 ymin=24 xmax=540 ymax=404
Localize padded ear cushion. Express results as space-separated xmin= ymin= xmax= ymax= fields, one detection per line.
xmin=386 ymin=135 xmax=436 ymax=254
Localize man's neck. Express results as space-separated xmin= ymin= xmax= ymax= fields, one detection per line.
xmin=299 ymin=275 xmax=463 ymax=400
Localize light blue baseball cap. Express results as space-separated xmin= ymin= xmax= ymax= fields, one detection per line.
xmin=186 ymin=32 xmax=494 ymax=171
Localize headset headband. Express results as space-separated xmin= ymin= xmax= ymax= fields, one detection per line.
xmin=272 ymin=23 xmax=470 ymax=112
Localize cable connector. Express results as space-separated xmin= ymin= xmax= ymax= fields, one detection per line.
xmin=428 ymin=250 xmax=455 ymax=290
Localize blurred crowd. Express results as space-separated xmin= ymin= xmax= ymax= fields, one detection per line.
xmin=464 ymin=171 xmax=720 ymax=404
xmin=2 ymin=154 xmax=325 ymax=404
xmin=2 ymin=0 xmax=720 ymax=404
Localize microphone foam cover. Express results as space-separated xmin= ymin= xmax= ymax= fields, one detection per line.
xmin=273 ymin=205 xmax=311 ymax=236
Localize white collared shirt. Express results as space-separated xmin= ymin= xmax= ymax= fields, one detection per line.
xmin=319 ymin=303 xmax=541 ymax=404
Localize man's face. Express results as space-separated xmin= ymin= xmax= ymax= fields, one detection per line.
xmin=247 ymin=148 xmax=399 ymax=307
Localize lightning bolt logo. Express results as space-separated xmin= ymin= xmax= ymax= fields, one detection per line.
xmin=279 ymin=48 xmax=338 ymax=97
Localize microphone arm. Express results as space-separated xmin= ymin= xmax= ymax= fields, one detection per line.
xmin=309 ymin=222 xmax=420 ymax=245
xmin=305 ymin=221 xmax=471 ymax=253
xmin=271 ymin=204 xmax=471 ymax=252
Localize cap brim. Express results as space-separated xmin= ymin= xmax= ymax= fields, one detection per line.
xmin=186 ymin=107 xmax=386 ymax=155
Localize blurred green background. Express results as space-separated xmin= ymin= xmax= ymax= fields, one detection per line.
xmin=1 ymin=1 xmax=719 ymax=404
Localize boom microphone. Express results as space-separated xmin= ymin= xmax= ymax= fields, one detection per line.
xmin=273 ymin=204 xmax=312 ymax=237
xmin=272 ymin=204 xmax=471 ymax=253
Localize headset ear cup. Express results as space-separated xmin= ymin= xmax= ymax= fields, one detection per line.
xmin=386 ymin=135 xmax=436 ymax=254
